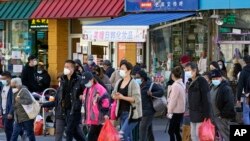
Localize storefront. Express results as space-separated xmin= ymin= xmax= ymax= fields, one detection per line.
xmin=31 ymin=0 xmax=124 ymax=84
xmin=83 ymin=0 xmax=206 ymax=82
xmin=200 ymin=0 xmax=250 ymax=68
xmin=0 ymin=0 xmax=41 ymax=76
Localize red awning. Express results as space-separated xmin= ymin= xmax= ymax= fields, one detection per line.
xmin=31 ymin=0 xmax=124 ymax=19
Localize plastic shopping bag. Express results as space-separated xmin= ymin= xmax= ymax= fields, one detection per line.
xmin=110 ymin=100 xmax=117 ymax=120
xmin=0 ymin=116 xmax=4 ymax=128
xmin=198 ymin=118 xmax=215 ymax=141
xmin=34 ymin=115 xmax=43 ymax=136
xmin=98 ymin=120 xmax=120 ymax=141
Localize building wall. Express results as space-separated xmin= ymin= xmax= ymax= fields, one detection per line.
xmin=48 ymin=19 xmax=68 ymax=85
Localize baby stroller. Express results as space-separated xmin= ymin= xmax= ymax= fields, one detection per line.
xmin=41 ymin=88 xmax=57 ymax=136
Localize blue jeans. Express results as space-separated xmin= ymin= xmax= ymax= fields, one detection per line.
xmin=120 ymin=112 xmax=138 ymax=141
xmin=3 ymin=114 xmax=14 ymax=141
xmin=11 ymin=119 xmax=35 ymax=141
xmin=243 ymin=97 xmax=250 ymax=125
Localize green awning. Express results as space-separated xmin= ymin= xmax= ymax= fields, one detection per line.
xmin=0 ymin=0 xmax=41 ymax=20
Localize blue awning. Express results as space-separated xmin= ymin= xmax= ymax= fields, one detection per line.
xmin=82 ymin=13 xmax=195 ymax=42
xmin=90 ymin=13 xmax=194 ymax=26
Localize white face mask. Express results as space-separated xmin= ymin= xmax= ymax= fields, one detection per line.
xmin=37 ymin=70 xmax=42 ymax=74
xmin=63 ymin=68 xmax=71 ymax=75
xmin=185 ymin=71 xmax=192 ymax=79
xmin=12 ymin=88 xmax=19 ymax=94
xmin=1 ymin=80 xmax=8 ymax=86
xmin=85 ymin=81 xmax=93 ymax=88
xmin=219 ymin=65 xmax=223 ymax=70
xmin=88 ymin=61 xmax=93 ymax=65
xmin=119 ymin=70 xmax=126 ymax=78
xmin=33 ymin=60 xmax=38 ymax=66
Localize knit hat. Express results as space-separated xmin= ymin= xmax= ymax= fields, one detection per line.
xmin=180 ymin=55 xmax=191 ymax=65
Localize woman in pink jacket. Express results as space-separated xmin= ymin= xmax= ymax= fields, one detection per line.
xmin=167 ymin=66 xmax=186 ymax=141
xmin=81 ymin=72 xmax=110 ymax=141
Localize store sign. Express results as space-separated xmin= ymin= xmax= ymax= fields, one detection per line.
xmin=82 ymin=26 xmax=148 ymax=42
xmin=223 ymin=14 xmax=236 ymax=25
xmin=200 ymin=0 xmax=250 ymax=10
xmin=30 ymin=19 xmax=48 ymax=29
xmin=125 ymin=0 xmax=198 ymax=12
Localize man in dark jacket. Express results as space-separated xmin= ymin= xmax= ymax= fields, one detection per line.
xmin=210 ymin=69 xmax=236 ymax=141
xmin=0 ymin=72 xmax=14 ymax=141
xmin=43 ymin=60 xmax=85 ymax=141
xmin=103 ymin=60 xmax=114 ymax=78
xmin=21 ymin=55 xmax=40 ymax=93
xmin=83 ymin=55 xmax=97 ymax=72
xmin=185 ymin=62 xmax=210 ymax=141
xmin=136 ymin=70 xmax=164 ymax=141
xmin=36 ymin=62 xmax=51 ymax=92
xmin=236 ymin=55 xmax=250 ymax=125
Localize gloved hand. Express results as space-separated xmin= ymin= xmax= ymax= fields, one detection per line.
xmin=167 ymin=113 xmax=173 ymax=119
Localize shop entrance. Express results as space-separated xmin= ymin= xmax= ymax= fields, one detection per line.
xmin=35 ymin=30 xmax=48 ymax=67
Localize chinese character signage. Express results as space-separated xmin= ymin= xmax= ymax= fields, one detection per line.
xmin=29 ymin=19 xmax=48 ymax=29
xmin=82 ymin=26 xmax=148 ymax=42
xmin=125 ymin=0 xmax=198 ymax=12
xmin=200 ymin=0 xmax=250 ymax=10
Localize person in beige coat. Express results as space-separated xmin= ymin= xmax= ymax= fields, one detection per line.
xmin=167 ymin=66 xmax=186 ymax=141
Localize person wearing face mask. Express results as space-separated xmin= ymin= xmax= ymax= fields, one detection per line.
xmin=210 ymin=69 xmax=236 ymax=141
xmin=135 ymin=70 xmax=164 ymax=141
xmin=21 ymin=55 xmax=40 ymax=93
xmin=185 ymin=62 xmax=210 ymax=141
xmin=81 ymin=72 xmax=110 ymax=141
xmin=110 ymin=59 xmax=127 ymax=88
xmin=10 ymin=78 xmax=36 ymax=141
xmin=83 ymin=55 xmax=97 ymax=72
xmin=42 ymin=60 xmax=85 ymax=141
xmin=217 ymin=60 xmax=228 ymax=78
xmin=0 ymin=72 xmax=14 ymax=141
xmin=35 ymin=62 xmax=51 ymax=92
xmin=167 ymin=66 xmax=186 ymax=141
xmin=112 ymin=61 xmax=142 ymax=141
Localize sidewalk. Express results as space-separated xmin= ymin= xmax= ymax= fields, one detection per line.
xmin=0 ymin=118 xmax=170 ymax=141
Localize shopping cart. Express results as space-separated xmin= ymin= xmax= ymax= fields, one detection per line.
xmin=41 ymin=88 xmax=57 ymax=136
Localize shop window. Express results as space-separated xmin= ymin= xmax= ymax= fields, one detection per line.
xmin=70 ymin=19 xmax=82 ymax=34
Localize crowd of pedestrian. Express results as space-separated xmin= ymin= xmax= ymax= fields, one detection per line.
xmin=0 ymin=53 xmax=249 ymax=141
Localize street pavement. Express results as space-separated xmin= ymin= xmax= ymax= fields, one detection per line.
xmin=0 ymin=118 xmax=169 ymax=141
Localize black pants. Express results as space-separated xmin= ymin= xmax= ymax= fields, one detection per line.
xmin=88 ymin=125 xmax=103 ymax=141
xmin=3 ymin=114 xmax=14 ymax=141
xmin=168 ymin=113 xmax=184 ymax=141
xmin=65 ymin=112 xmax=85 ymax=141
xmin=139 ymin=115 xmax=154 ymax=141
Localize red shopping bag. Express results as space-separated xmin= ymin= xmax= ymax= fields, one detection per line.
xmin=98 ymin=120 xmax=120 ymax=141
xmin=110 ymin=100 xmax=117 ymax=120
xmin=34 ymin=115 xmax=43 ymax=136
xmin=199 ymin=119 xmax=215 ymax=141
xmin=0 ymin=116 xmax=4 ymax=128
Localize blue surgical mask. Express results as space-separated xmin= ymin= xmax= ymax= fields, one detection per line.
xmin=212 ymin=80 xmax=221 ymax=86
xmin=1 ymin=80 xmax=7 ymax=86
xmin=85 ymin=81 xmax=93 ymax=88
xmin=135 ymin=79 xmax=142 ymax=85
xmin=185 ymin=71 xmax=192 ymax=79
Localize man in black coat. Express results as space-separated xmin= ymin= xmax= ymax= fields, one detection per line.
xmin=21 ymin=55 xmax=40 ymax=93
xmin=103 ymin=60 xmax=114 ymax=78
xmin=42 ymin=60 xmax=85 ymax=141
xmin=36 ymin=62 xmax=51 ymax=92
xmin=210 ymin=69 xmax=236 ymax=141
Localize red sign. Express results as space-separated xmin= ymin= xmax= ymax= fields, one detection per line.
xmin=140 ymin=2 xmax=153 ymax=9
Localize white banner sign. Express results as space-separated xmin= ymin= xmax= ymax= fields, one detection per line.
xmin=82 ymin=26 xmax=148 ymax=42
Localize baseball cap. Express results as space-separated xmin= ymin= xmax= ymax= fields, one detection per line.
xmin=82 ymin=72 xmax=93 ymax=84
xmin=210 ymin=69 xmax=222 ymax=78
